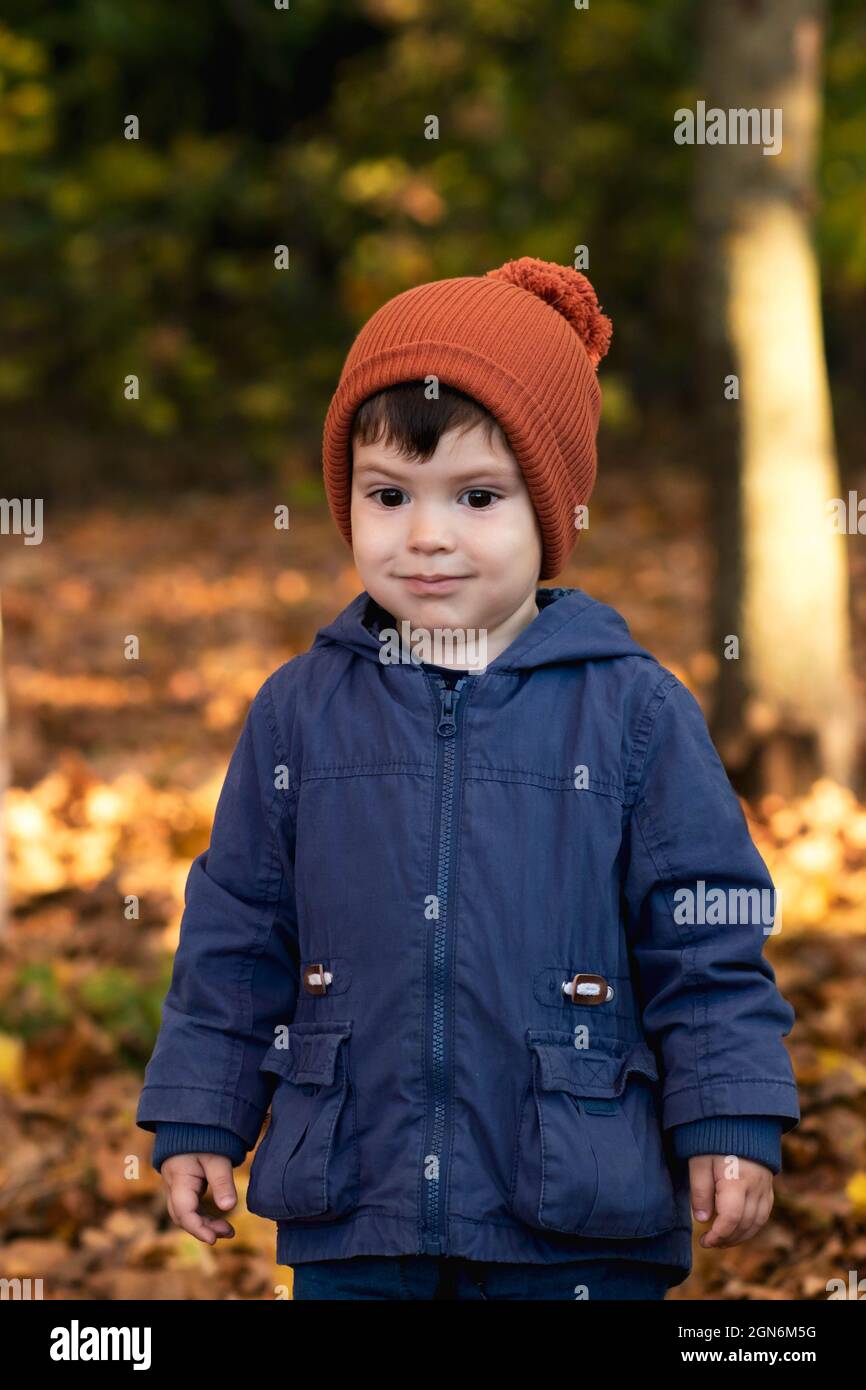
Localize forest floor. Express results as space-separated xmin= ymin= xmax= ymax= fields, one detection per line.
xmin=1 ymin=474 xmax=865 ymax=1300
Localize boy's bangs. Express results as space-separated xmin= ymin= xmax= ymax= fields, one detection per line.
xmin=350 ymin=380 xmax=504 ymax=465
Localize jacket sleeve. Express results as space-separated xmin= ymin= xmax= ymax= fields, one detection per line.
xmin=670 ymin=1116 xmax=783 ymax=1174
xmin=136 ymin=673 xmax=300 ymax=1150
xmin=622 ymin=673 xmax=800 ymax=1137
xmin=150 ymin=1122 xmax=249 ymax=1173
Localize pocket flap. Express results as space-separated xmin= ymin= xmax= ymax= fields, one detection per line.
xmin=259 ymin=1022 xmax=352 ymax=1086
xmin=526 ymin=1031 xmax=659 ymax=1098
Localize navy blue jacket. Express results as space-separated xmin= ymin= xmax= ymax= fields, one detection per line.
xmin=137 ymin=587 xmax=799 ymax=1281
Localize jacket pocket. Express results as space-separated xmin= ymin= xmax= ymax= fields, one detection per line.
xmin=509 ymin=1030 xmax=678 ymax=1239
xmin=246 ymin=1021 xmax=359 ymax=1222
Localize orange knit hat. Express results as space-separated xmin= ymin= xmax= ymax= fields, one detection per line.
xmin=321 ymin=256 xmax=612 ymax=581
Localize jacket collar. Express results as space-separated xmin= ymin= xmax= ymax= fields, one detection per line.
xmin=310 ymin=586 xmax=655 ymax=674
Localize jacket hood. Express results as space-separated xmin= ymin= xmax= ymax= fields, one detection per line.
xmin=309 ymin=586 xmax=656 ymax=673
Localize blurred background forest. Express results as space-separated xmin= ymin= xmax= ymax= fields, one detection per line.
xmin=1 ymin=0 xmax=866 ymax=1300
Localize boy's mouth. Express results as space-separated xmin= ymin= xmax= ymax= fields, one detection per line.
xmin=401 ymin=574 xmax=469 ymax=594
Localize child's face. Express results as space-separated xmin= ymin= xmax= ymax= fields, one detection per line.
xmin=349 ymin=419 xmax=544 ymax=651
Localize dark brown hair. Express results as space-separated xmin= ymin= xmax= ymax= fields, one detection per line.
xmin=350 ymin=380 xmax=507 ymax=465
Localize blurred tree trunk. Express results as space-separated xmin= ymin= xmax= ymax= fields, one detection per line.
xmin=695 ymin=0 xmax=858 ymax=797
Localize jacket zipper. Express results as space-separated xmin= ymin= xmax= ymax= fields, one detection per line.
xmin=421 ymin=676 xmax=469 ymax=1255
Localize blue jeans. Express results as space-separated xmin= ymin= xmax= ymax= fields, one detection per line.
xmin=291 ymin=1255 xmax=673 ymax=1301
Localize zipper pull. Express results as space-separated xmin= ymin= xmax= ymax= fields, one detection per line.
xmin=436 ymin=680 xmax=467 ymax=736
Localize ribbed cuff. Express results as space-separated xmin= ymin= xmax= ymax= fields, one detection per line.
xmin=670 ymin=1115 xmax=783 ymax=1174
xmin=151 ymin=1122 xmax=248 ymax=1173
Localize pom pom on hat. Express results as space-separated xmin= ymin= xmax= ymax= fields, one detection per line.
xmin=485 ymin=256 xmax=612 ymax=370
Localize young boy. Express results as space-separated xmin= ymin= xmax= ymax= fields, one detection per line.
xmin=136 ymin=257 xmax=800 ymax=1301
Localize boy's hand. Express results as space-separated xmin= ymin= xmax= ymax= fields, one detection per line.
xmin=688 ymin=1154 xmax=774 ymax=1248
xmin=160 ymin=1153 xmax=239 ymax=1244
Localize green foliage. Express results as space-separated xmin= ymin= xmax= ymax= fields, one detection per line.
xmin=79 ymin=963 xmax=170 ymax=1060
xmin=0 ymin=955 xmax=173 ymax=1066
xmin=0 ymin=963 xmax=73 ymax=1038
xmin=1 ymin=0 xmax=864 ymax=495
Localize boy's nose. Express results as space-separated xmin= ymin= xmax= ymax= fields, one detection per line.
xmin=405 ymin=505 xmax=458 ymax=547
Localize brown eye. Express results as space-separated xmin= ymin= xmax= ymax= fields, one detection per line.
xmin=463 ymin=489 xmax=496 ymax=509
xmin=375 ymin=488 xmax=404 ymax=507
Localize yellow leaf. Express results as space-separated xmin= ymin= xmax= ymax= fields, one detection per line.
xmin=845 ymin=1172 xmax=866 ymax=1212
xmin=0 ymin=1032 xmax=25 ymax=1091
xmin=816 ymin=1048 xmax=866 ymax=1087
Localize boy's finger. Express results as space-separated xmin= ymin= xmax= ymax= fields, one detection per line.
xmin=169 ymin=1195 xmax=235 ymax=1240
xmin=688 ymin=1155 xmax=716 ymax=1222
xmin=167 ymin=1182 xmax=218 ymax=1243
xmin=168 ymin=1179 xmax=235 ymax=1243
xmin=734 ymin=1191 xmax=772 ymax=1247
xmin=723 ymin=1185 xmax=763 ymax=1247
xmin=168 ymin=1207 xmax=234 ymax=1242
xmin=699 ymin=1180 xmax=747 ymax=1248
xmin=746 ymin=1190 xmax=775 ymax=1241
xmin=200 ymin=1154 xmax=238 ymax=1211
